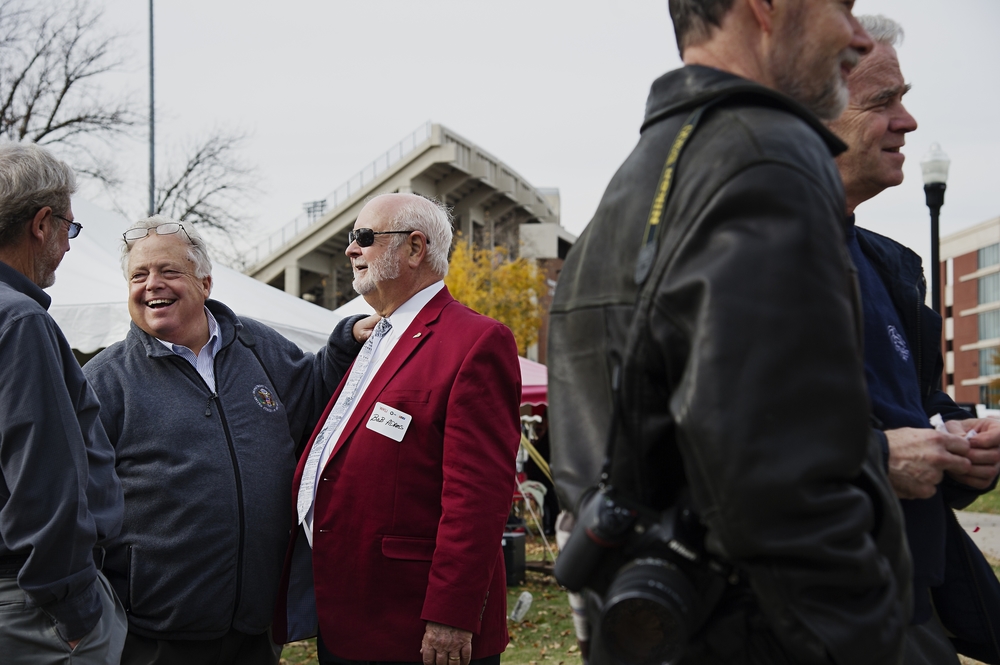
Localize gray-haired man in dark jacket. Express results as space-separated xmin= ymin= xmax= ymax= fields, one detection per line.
xmin=830 ymin=15 xmax=1000 ymax=664
xmin=83 ymin=216 xmax=369 ymax=665
xmin=0 ymin=142 xmax=127 ymax=664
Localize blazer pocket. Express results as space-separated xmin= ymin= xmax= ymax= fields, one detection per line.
xmin=380 ymin=389 xmax=431 ymax=404
xmin=382 ymin=536 xmax=436 ymax=561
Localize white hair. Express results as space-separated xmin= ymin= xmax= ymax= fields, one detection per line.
xmin=377 ymin=194 xmax=454 ymax=277
xmin=857 ymin=15 xmax=904 ymax=48
xmin=120 ymin=215 xmax=213 ymax=279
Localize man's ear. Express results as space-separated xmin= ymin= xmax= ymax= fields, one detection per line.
xmin=745 ymin=0 xmax=776 ymax=34
xmin=28 ymin=206 xmax=52 ymax=244
xmin=407 ymin=231 xmax=428 ymax=267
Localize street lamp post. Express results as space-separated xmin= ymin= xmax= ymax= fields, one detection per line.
xmin=921 ymin=142 xmax=950 ymax=315
xmin=149 ymin=0 xmax=155 ymax=217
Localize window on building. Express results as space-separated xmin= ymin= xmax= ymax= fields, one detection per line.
xmin=947 ymin=373 xmax=954 ymax=385
xmin=981 ymin=385 xmax=1000 ymax=408
xmin=980 ymin=273 xmax=1000 ymax=305
xmin=979 ymin=347 xmax=1000 ymax=377
xmin=946 ymin=339 xmax=954 ymax=352
xmin=980 ymin=243 xmax=1000 ymax=270
xmin=980 ymin=310 xmax=1000 ymax=340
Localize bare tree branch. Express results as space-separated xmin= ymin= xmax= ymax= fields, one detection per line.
xmin=0 ymin=0 xmax=259 ymax=263
xmin=0 ymin=0 xmax=135 ymax=183
xmin=153 ymin=130 xmax=260 ymax=267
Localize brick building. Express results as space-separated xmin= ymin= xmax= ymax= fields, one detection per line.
xmin=941 ymin=215 xmax=1000 ymax=407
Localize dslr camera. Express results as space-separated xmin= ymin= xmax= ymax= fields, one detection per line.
xmin=554 ymin=486 xmax=733 ymax=665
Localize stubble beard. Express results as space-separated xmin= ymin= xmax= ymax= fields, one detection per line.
xmin=771 ymin=30 xmax=857 ymax=121
xmin=352 ymin=248 xmax=402 ymax=295
xmin=35 ymin=233 xmax=63 ymax=288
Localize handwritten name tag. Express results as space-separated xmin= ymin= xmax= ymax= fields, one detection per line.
xmin=365 ymin=402 xmax=412 ymax=442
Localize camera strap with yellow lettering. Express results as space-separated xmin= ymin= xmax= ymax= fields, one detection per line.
xmin=599 ymin=102 xmax=717 ymax=488
xmin=634 ymin=102 xmax=714 ymax=287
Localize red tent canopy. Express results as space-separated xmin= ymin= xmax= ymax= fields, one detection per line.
xmin=519 ymin=356 xmax=547 ymax=405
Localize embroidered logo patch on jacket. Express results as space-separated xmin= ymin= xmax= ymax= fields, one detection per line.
xmin=253 ymin=384 xmax=279 ymax=412
xmin=887 ymin=325 xmax=910 ymax=362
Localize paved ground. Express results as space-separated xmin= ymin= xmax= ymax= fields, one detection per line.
xmin=955 ymin=511 xmax=1000 ymax=559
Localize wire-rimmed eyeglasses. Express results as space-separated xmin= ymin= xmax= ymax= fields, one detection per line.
xmin=347 ymin=228 xmax=428 ymax=247
xmin=53 ymin=214 xmax=82 ymax=239
xmin=123 ymin=222 xmax=190 ymax=246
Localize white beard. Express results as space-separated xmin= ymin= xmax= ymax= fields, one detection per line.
xmin=353 ymin=249 xmax=401 ymax=295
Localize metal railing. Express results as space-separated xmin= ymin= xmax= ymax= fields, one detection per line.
xmin=248 ymin=121 xmax=433 ymax=268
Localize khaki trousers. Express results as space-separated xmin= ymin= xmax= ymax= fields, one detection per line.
xmin=0 ymin=571 xmax=127 ymax=665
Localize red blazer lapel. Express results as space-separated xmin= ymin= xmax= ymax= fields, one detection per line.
xmin=325 ymin=286 xmax=456 ymax=464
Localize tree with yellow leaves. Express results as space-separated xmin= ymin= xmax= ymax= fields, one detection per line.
xmin=445 ymin=240 xmax=547 ymax=356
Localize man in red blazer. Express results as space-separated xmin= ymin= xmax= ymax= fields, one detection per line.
xmin=281 ymin=193 xmax=522 ymax=665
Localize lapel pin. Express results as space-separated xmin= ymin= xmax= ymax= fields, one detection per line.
xmin=413 ymin=332 xmax=422 ymax=338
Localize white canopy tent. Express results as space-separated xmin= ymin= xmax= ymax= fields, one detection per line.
xmin=46 ymin=199 xmax=342 ymax=353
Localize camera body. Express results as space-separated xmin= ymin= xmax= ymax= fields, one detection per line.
xmin=555 ymin=487 xmax=731 ymax=665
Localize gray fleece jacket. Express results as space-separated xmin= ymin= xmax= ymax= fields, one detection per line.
xmin=83 ymin=299 xmax=362 ymax=640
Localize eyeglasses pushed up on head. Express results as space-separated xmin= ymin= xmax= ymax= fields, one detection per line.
xmin=123 ymin=222 xmax=190 ymax=246
xmin=347 ymin=228 xmax=427 ymax=247
xmin=53 ymin=214 xmax=82 ymax=239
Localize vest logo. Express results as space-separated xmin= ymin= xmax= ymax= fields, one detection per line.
xmin=887 ymin=325 xmax=910 ymax=362
xmin=253 ymin=385 xmax=279 ymax=412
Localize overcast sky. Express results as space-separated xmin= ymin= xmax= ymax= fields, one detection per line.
xmin=89 ymin=0 xmax=1000 ymax=270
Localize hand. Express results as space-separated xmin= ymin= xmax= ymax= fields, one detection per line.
xmin=942 ymin=418 xmax=1000 ymax=489
xmin=352 ymin=314 xmax=381 ymax=344
xmin=421 ymin=621 xmax=472 ymax=665
xmin=885 ymin=427 xmax=971 ymax=499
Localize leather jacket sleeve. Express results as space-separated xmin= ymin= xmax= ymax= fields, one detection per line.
xmin=617 ymin=162 xmax=910 ymax=665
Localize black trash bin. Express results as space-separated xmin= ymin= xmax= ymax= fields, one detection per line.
xmin=502 ymin=531 xmax=526 ymax=586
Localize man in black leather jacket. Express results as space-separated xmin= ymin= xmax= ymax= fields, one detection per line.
xmin=549 ymin=1 xmax=911 ymax=663
xmin=830 ymin=15 xmax=1000 ymax=664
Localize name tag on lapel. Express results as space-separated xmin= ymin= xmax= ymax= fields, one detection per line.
xmin=366 ymin=402 xmax=412 ymax=442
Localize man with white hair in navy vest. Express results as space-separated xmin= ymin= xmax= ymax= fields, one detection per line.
xmin=829 ymin=15 xmax=1000 ymax=664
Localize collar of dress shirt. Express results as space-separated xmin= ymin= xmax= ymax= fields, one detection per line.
xmin=155 ymin=305 xmax=221 ymax=357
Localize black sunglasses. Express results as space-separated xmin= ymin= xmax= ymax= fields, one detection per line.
xmin=53 ymin=213 xmax=82 ymax=239
xmin=348 ymin=228 xmax=428 ymax=247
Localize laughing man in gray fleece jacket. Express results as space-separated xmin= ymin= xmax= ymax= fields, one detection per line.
xmin=83 ymin=215 xmax=369 ymax=665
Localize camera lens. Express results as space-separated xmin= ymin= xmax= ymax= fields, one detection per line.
xmin=555 ymin=489 xmax=637 ymax=592
xmin=600 ymin=557 xmax=700 ymax=665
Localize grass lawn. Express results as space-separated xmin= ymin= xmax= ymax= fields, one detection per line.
xmin=280 ymin=505 xmax=1000 ymax=665
xmin=279 ymin=533 xmax=574 ymax=665
xmin=967 ymin=485 xmax=1000 ymax=514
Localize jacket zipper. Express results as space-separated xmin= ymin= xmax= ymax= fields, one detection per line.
xmin=915 ymin=282 xmax=925 ymax=395
xmin=168 ymin=353 xmax=247 ymax=625
xmin=125 ymin=544 xmax=133 ymax=613
xmin=209 ymin=391 xmax=246 ymax=624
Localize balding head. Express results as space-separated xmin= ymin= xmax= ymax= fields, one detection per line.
xmin=346 ymin=193 xmax=453 ymax=316
xmin=369 ymin=193 xmax=453 ymax=277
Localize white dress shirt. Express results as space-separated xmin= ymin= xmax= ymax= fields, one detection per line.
xmin=155 ymin=306 xmax=222 ymax=392
xmin=303 ymin=280 xmax=445 ymax=544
